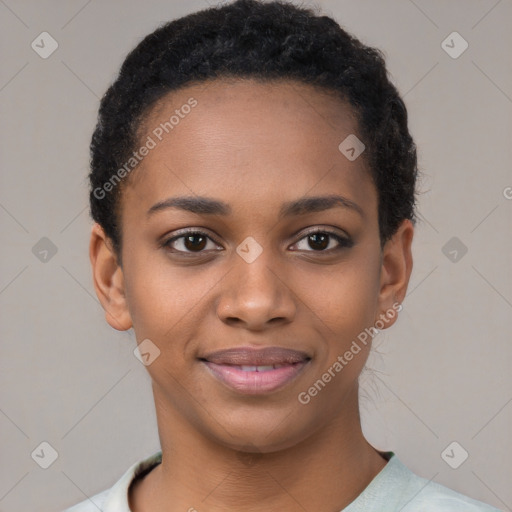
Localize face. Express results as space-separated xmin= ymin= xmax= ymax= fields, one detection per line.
xmin=91 ymin=78 xmax=413 ymax=454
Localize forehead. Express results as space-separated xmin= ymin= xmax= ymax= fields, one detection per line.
xmin=122 ymin=78 xmax=376 ymax=222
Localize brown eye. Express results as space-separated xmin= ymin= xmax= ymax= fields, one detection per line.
xmin=293 ymin=229 xmax=353 ymax=252
xmin=307 ymin=232 xmax=329 ymax=251
xmin=164 ymin=230 xmax=220 ymax=254
xmin=183 ymin=234 xmax=207 ymax=252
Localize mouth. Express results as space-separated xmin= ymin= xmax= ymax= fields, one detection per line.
xmin=199 ymin=347 xmax=311 ymax=394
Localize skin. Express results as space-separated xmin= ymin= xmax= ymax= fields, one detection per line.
xmin=90 ymin=78 xmax=413 ymax=512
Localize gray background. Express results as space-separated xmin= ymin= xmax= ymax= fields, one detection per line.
xmin=1 ymin=0 xmax=511 ymax=511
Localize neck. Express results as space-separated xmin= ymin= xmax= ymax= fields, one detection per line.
xmin=130 ymin=385 xmax=387 ymax=512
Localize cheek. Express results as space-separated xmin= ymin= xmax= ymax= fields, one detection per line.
xmin=290 ymin=253 xmax=382 ymax=338
xmin=121 ymin=248 xmax=192 ymax=339
xmin=121 ymin=247 xmax=223 ymax=359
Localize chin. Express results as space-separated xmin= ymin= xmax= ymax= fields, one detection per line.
xmin=202 ymin=407 xmax=318 ymax=454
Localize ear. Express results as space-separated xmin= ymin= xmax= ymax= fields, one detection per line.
xmin=89 ymin=223 xmax=133 ymax=331
xmin=375 ymin=219 xmax=414 ymax=328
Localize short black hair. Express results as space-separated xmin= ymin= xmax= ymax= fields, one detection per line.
xmin=89 ymin=0 xmax=418 ymax=255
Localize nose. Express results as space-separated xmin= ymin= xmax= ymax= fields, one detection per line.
xmin=216 ymin=250 xmax=297 ymax=331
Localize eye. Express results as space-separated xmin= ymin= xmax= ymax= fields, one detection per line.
xmin=163 ymin=230 xmax=221 ymax=254
xmin=292 ymin=228 xmax=353 ymax=252
xmin=161 ymin=227 xmax=352 ymax=256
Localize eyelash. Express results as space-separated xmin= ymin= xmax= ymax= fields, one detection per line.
xmin=161 ymin=227 xmax=353 ymax=255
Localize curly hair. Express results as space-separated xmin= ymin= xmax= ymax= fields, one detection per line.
xmin=89 ymin=0 xmax=418 ymax=255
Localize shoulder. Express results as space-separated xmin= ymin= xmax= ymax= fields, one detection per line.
xmin=392 ymin=458 xmax=502 ymax=511
xmin=345 ymin=452 xmax=502 ymax=512
xmin=401 ymin=481 xmax=502 ymax=511
xmin=59 ymin=451 xmax=163 ymax=512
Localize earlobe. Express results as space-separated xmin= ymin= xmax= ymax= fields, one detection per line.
xmin=376 ymin=219 xmax=414 ymax=328
xmin=89 ymin=223 xmax=133 ymax=331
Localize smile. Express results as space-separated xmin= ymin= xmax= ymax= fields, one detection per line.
xmin=200 ymin=346 xmax=311 ymax=394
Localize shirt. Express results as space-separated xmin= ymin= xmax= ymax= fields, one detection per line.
xmin=61 ymin=450 xmax=502 ymax=511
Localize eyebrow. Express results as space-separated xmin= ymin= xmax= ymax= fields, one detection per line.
xmin=147 ymin=194 xmax=364 ymax=219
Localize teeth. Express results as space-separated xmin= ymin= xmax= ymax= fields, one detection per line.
xmin=239 ymin=365 xmax=281 ymax=372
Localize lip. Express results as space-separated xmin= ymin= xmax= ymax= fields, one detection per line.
xmin=202 ymin=346 xmax=310 ymax=366
xmin=200 ymin=346 xmax=311 ymax=394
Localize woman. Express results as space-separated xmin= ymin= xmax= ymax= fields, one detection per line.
xmin=63 ymin=0 xmax=500 ymax=510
